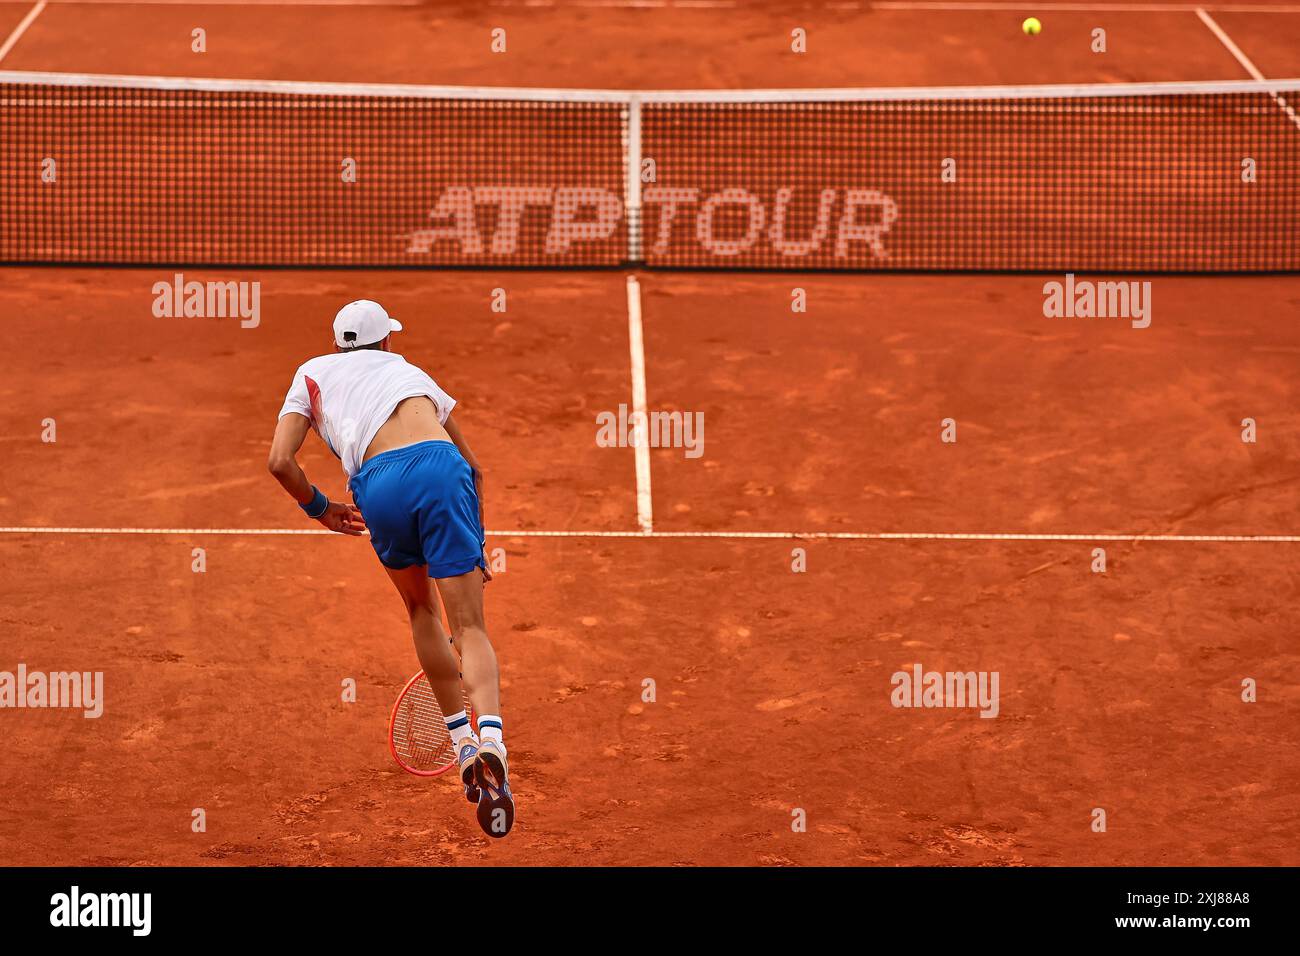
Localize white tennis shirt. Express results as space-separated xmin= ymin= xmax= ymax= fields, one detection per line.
xmin=278 ymin=350 xmax=456 ymax=478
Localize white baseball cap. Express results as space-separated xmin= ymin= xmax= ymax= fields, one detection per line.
xmin=333 ymin=299 xmax=403 ymax=348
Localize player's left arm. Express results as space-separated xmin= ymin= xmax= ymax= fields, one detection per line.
xmin=443 ymin=412 xmax=484 ymax=525
xmin=443 ymin=411 xmax=491 ymax=581
xmin=267 ymin=412 xmax=366 ymax=536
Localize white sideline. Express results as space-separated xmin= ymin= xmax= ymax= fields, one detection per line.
xmin=1195 ymin=8 xmax=1300 ymax=132
xmin=1197 ymin=7 xmax=1269 ymax=81
xmin=0 ymin=2 xmax=45 ymax=66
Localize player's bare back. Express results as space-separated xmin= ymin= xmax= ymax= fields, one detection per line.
xmin=364 ymin=396 xmax=450 ymax=464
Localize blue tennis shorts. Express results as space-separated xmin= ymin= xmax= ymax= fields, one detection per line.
xmin=349 ymin=440 xmax=485 ymax=577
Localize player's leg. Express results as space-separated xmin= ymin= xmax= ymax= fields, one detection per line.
xmin=413 ymin=442 xmax=502 ymax=739
xmin=436 ymin=569 xmax=499 ymax=719
xmin=383 ymin=562 xmax=482 ymax=800
xmin=352 ymin=452 xmax=464 ymax=713
xmin=381 ymin=564 xmax=462 ymax=717
xmin=435 ymin=568 xmax=512 ymax=837
xmin=413 ymin=440 xmax=513 ymax=835
xmin=354 ymin=445 xmax=481 ymax=798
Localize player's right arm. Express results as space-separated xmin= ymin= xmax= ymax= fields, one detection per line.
xmin=269 ymin=370 xmax=366 ymax=536
xmin=267 ymin=412 xmax=315 ymax=503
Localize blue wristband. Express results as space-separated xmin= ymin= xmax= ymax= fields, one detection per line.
xmin=300 ymin=485 xmax=329 ymax=519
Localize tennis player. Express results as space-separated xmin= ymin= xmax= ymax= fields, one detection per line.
xmin=266 ymin=299 xmax=514 ymax=838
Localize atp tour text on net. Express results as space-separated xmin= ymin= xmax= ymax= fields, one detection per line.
xmin=406 ymin=186 xmax=896 ymax=259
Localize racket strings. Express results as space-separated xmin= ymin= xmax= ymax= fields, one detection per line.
xmin=390 ymin=675 xmax=474 ymax=774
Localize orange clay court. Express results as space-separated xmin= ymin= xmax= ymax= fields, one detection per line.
xmin=0 ymin=1 xmax=1298 ymax=866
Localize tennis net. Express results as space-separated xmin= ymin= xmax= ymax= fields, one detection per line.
xmin=2 ymin=71 xmax=1298 ymax=271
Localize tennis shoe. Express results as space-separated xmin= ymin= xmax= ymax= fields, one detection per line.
xmin=474 ymin=739 xmax=514 ymax=838
xmin=457 ymin=737 xmax=481 ymax=803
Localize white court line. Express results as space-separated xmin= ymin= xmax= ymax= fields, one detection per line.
xmin=0 ymin=1 xmax=44 ymax=66
xmin=17 ymin=0 xmax=1300 ymax=8
xmin=0 ymin=527 xmax=1298 ymax=542
xmin=625 ymin=275 xmax=654 ymax=534
xmin=1197 ymin=6 xmax=1269 ymax=79
xmin=1197 ymin=6 xmax=1300 ymax=130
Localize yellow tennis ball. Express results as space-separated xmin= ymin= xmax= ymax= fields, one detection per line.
xmin=1022 ymin=17 xmax=1042 ymax=35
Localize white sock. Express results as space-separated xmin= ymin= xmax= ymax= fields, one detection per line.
xmin=445 ymin=710 xmax=475 ymax=747
xmin=477 ymin=714 xmax=503 ymax=749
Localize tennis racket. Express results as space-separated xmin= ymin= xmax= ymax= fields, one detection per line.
xmin=388 ymin=671 xmax=474 ymax=777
